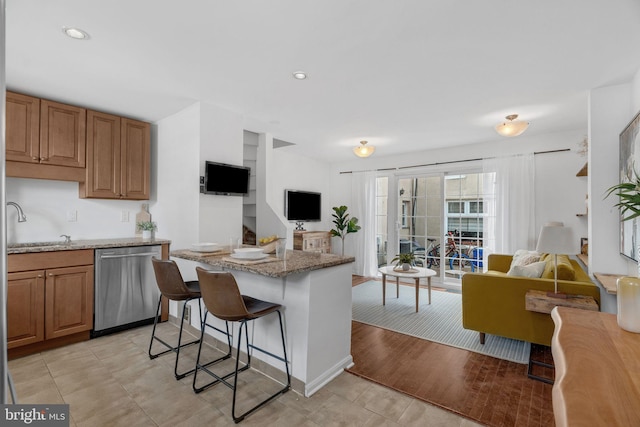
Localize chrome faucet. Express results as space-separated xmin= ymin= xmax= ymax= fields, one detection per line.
xmin=60 ymin=234 xmax=72 ymax=245
xmin=6 ymin=202 xmax=27 ymax=222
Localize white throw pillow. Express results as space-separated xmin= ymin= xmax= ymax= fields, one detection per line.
xmin=507 ymin=261 xmax=546 ymax=278
xmin=509 ymin=249 xmax=541 ymax=270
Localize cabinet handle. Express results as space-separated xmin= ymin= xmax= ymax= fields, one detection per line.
xmin=32 ymin=156 xmax=38 ymax=161
xmin=37 ymin=275 xmax=43 ymax=278
xmin=40 ymin=157 xmax=47 ymax=161
xmin=48 ymin=273 xmax=53 ymax=276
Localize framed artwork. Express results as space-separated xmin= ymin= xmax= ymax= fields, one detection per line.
xmin=619 ymin=110 xmax=640 ymax=261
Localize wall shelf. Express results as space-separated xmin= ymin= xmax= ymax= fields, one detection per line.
xmin=576 ymin=162 xmax=588 ymax=177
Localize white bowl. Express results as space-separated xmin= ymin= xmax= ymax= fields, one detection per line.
xmin=191 ymin=243 xmax=221 ymax=252
xmin=234 ymin=247 xmax=264 ymax=254
xmin=230 ymin=252 xmax=269 ymax=260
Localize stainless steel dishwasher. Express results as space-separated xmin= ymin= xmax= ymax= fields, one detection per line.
xmin=93 ymin=245 xmax=162 ymax=337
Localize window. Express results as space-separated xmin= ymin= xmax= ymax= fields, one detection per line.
xmin=376 ymin=177 xmax=389 ymax=267
xmin=374 ymin=171 xmax=490 ymax=288
xmin=448 ymin=202 xmax=463 ymax=214
xmin=401 ymin=200 xmax=410 ymax=228
xmin=469 ymin=201 xmax=483 ymax=214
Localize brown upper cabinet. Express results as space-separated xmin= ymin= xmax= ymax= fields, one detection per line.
xmin=40 ymin=99 xmax=87 ymax=168
xmin=6 ymin=91 xmax=150 ymax=199
xmin=6 ymin=92 xmax=86 ymax=181
xmin=6 ymin=91 xmax=40 ymax=163
xmin=80 ymin=111 xmax=150 ymax=200
xmin=6 ymin=91 xmax=86 ymax=181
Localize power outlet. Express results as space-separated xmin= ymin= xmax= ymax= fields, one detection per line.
xmin=183 ymin=304 xmax=191 ymax=323
xmin=120 ymin=210 xmax=130 ymax=222
xmin=66 ymin=210 xmax=77 ymax=222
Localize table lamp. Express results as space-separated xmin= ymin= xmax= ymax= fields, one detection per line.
xmin=535 ymin=222 xmax=577 ymax=299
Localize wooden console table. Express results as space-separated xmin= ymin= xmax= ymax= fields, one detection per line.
xmin=293 ymin=230 xmax=332 ymax=253
xmin=551 ymin=307 xmax=640 ymax=427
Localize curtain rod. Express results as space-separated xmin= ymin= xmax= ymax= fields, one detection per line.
xmin=339 ymin=148 xmax=571 ymax=174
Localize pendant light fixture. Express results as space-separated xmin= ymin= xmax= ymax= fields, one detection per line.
xmin=353 ymin=140 xmax=375 ymax=158
xmin=495 ymin=114 xmax=529 ymax=137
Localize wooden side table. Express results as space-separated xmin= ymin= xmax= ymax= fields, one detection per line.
xmin=524 ymin=290 xmax=599 ymax=384
xmin=525 ymin=290 xmax=599 ymax=314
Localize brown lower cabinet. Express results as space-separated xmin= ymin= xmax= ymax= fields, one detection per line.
xmin=7 ymin=250 xmax=94 ymax=357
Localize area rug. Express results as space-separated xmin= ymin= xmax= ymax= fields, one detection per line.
xmin=352 ymin=280 xmax=530 ymax=364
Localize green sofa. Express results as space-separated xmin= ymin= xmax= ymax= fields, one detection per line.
xmin=461 ymin=253 xmax=600 ymax=346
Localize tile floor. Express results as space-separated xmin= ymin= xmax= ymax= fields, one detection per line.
xmin=8 ymin=322 xmax=482 ymax=426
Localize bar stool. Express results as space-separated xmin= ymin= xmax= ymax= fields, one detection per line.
xmin=148 ymin=257 xmax=205 ymax=379
xmin=193 ymin=267 xmax=291 ymax=423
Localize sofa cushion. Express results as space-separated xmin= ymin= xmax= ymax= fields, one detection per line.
xmin=540 ymin=254 xmax=576 ymax=281
xmin=507 ymin=261 xmax=547 ymax=278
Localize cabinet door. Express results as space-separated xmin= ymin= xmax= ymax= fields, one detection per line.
xmin=7 ymin=271 xmax=45 ymax=349
xmin=6 ymin=91 xmax=40 ymax=163
xmin=45 ymin=265 xmax=94 ymax=340
xmin=121 ymin=118 xmax=150 ymax=200
xmin=83 ymin=110 xmax=121 ymax=198
xmin=40 ymin=99 xmax=86 ymax=167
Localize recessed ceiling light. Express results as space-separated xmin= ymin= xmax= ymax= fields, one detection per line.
xmin=292 ymin=71 xmax=307 ymax=80
xmin=62 ymin=26 xmax=90 ymax=40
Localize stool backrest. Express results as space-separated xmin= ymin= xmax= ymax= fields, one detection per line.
xmin=151 ymin=257 xmax=196 ymax=301
xmin=196 ymin=267 xmax=249 ymax=321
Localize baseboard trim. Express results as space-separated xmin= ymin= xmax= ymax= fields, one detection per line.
xmin=304 ymin=355 xmax=354 ymax=397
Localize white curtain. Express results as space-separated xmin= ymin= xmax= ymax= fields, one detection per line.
xmin=351 ymin=171 xmax=378 ymax=277
xmin=482 ymin=153 xmax=536 ymax=259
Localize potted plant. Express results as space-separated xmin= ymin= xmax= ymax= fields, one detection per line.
xmin=137 ymin=221 xmax=157 ymax=240
xmin=391 ymin=252 xmax=416 ymax=271
xmin=605 ymin=169 xmax=640 ymax=332
xmin=330 ymin=205 xmax=360 ymax=256
xmin=605 ymin=168 xmax=640 ymax=221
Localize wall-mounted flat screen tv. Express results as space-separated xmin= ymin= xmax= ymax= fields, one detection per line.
xmin=204 ymin=161 xmax=250 ymax=196
xmin=285 ymin=189 xmax=321 ymax=221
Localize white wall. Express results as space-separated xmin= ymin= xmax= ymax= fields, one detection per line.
xmin=198 ymin=102 xmax=244 ymax=245
xmin=152 ymin=101 xmax=248 ymax=268
xmin=274 ymin=147 xmax=333 ymax=232
xmin=255 ymin=134 xmax=335 ymax=248
xmin=586 ymin=74 xmax=640 ymax=313
xmin=152 ymin=102 xmax=200 ymax=252
xmin=6 ymin=177 xmax=149 ymax=243
xmin=588 ymin=83 xmax=633 ymax=279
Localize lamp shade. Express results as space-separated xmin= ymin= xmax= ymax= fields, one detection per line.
xmin=353 ymin=140 xmax=375 ymax=158
xmin=495 ymin=114 xmax=529 ymax=137
xmin=535 ymin=222 xmax=577 ymax=255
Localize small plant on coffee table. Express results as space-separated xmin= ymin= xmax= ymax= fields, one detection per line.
xmin=391 ymin=252 xmax=416 ymax=271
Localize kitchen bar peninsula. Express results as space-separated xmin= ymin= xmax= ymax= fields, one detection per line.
xmin=170 ymin=249 xmax=355 ymax=397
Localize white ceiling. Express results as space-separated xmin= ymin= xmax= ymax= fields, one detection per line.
xmin=6 ymin=1 xmax=640 ymax=163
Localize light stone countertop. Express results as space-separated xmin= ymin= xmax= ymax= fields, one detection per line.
xmin=171 ymin=248 xmax=355 ymax=278
xmin=7 ymin=237 xmax=171 ymax=254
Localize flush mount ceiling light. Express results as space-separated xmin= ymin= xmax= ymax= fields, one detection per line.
xmin=495 ymin=114 xmax=529 ymax=137
xmin=353 ymin=140 xmax=375 ymax=158
xmin=62 ymin=26 xmax=90 ymax=40
xmin=292 ymin=71 xmax=307 ymax=80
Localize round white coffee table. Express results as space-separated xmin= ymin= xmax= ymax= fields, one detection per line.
xmin=378 ymin=266 xmax=437 ymax=312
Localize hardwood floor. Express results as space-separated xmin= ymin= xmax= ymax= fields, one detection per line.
xmin=349 ymin=276 xmax=555 ymax=427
